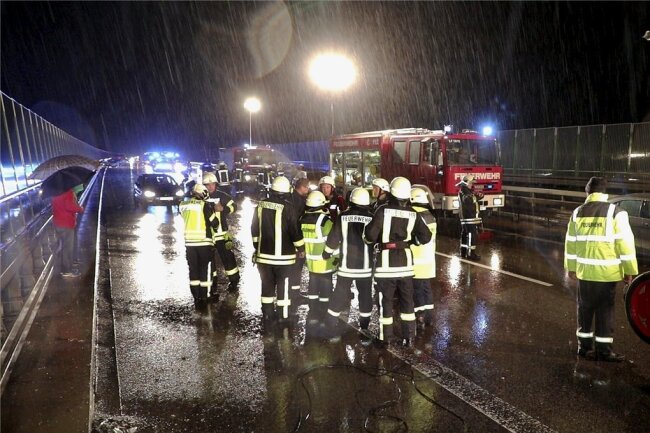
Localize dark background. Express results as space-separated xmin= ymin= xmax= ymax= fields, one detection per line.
xmin=1 ymin=1 xmax=649 ymax=159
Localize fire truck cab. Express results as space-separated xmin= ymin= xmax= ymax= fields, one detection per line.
xmin=329 ymin=128 xmax=505 ymax=211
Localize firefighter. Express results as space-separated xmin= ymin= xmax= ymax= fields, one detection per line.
xmin=294 ymin=164 xmax=308 ymax=182
xmin=457 ymin=174 xmax=483 ymax=260
xmin=564 ymin=177 xmax=638 ymax=362
xmin=364 ymin=177 xmax=432 ymax=346
xmin=203 ymin=172 xmax=240 ymax=297
xmin=410 ymin=187 xmax=437 ymax=328
xmin=179 ymin=184 xmax=220 ymax=307
xmin=319 ymin=175 xmax=347 ymax=221
xmin=371 ymin=178 xmax=390 ymax=213
xmin=299 ymin=190 xmax=336 ymax=323
xmin=251 ymin=176 xmax=305 ymax=322
xmin=324 ymin=187 xmax=374 ymax=336
xmin=217 ymin=161 xmax=230 ymax=187
xmin=289 ymin=177 xmax=310 ymax=292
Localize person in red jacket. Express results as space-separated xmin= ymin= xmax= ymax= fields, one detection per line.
xmin=51 ymin=188 xmax=84 ymax=277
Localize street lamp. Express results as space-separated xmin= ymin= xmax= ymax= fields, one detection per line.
xmin=244 ymin=97 xmax=261 ymax=147
xmin=308 ymin=52 xmax=357 ymax=135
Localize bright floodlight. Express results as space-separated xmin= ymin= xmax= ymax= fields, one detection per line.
xmin=309 ymin=53 xmax=357 ymax=92
xmin=482 ymin=126 xmax=494 ymax=136
xmin=244 ymin=97 xmax=261 ymax=113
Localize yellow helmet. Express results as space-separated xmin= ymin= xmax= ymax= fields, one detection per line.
xmin=306 ymin=191 xmax=327 ymax=208
xmin=390 ymin=177 xmax=411 ymax=200
xmin=202 ymin=172 xmax=218 ymax=184
xmin=192 ymin=184 xmax=210 ymax=200
xmin=271 ymin=176 xmax=291 ymax=193
xmin=410 ymin=187 xmax=429 ymax=205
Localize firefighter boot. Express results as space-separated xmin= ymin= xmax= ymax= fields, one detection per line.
xmin=227 ymin=274 xmax=240 ymax=293
xmin=460 ymin=246 xmax=468 ymax=258
xmin=307 ymin=299 xmax=320 ymax=324
xmin=262 ymin=303 xmax=276 ymax=324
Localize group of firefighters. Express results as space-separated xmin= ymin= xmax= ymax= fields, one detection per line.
xmin=179 ymin=167 xmax=486 ymax=346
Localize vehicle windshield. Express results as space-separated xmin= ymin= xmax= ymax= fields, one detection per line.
xmin=145 ymin=175 xmax=177 ymax=186
xmin=446 ymin=139 xmax=499 ymax=165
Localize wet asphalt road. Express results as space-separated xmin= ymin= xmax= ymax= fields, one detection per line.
xmin=94 ymin=167 xmax=650 ymax=433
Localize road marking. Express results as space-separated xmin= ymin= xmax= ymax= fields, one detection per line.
xmin=436 ymin=251 xmax=553 ymax=287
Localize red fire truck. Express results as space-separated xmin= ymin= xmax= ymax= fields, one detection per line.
xmin=329 ymin=128 xmax=505 ymax=211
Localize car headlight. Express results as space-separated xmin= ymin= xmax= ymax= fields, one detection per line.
xmin=452 ymin=199 xmax=459 ymax=209
xmin=175 ymin=190 xmax=184 ymax=197
xmin=493 ymin=198 xmax=503 ymax=206
xmin=244 ymin=175 xmax=252 ymax=182
xmin=144 ymin=190 xmax=156 ymax=198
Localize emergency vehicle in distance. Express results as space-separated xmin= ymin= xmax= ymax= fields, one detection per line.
xmin=223 ymin=145 xmax=292 ymax=196
xmin=329 ymin=128 xmax=505 ymax=212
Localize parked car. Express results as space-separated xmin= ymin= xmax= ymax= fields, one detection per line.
xmin=134 ymin=173 xmax=184 ymax=207
xmin=610 ymin=193 xmax=650 ymax=257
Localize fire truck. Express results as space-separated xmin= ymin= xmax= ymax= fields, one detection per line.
xmin=225 ymin=146 xmax=290 ymax=197
xmin=329 ymin=128 xmax=505 ymax=212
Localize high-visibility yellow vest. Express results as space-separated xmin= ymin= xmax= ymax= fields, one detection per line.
xmin=564 ymin=193 xmax=638 ymax=282
xmin=300 ymin=210 xmax=336 ymax=274
xmin=179 ymin=198 xmax=213 ymax=246
xmin=410 ymin=206 xmax=437 ymax=279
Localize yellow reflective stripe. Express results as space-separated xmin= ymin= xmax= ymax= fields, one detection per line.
xmin=324 ymin=245 xmax=336 ymax=254
xmin=200 ymin=281 xmax=211 ymax=288
xmin=294 ymin=239 xmax=305 ymax=247
xmin=261 ymin=296 xmax=276 ymax=304
xmin=318 ymin=298 xmax=329 ymax=302
xmin=304 ymin=238 xmax=326 ymax=243
xmin=359 ymin=312 xmax=372 ymax=318
xmin=225 ymin=267 xmax=239 ymax=276
xmin=276 ymin=299 xmax=291 ymax=307
xmin=258 ymin=253 xmax=296 ymax=259
xmin=576 ymin=330 xmax=594 ymax=338
xmin=575 ymin=235 xmax=614 ymax=242
xmin=380 ymin=316 xmax=393 ymax=325
xmin=327 ymin=309 xmax=341 ymax=317
xmin=306 ymin=254 xmax=324 ymax=261
xmin=252 ymin=236 xmax=259 ymax=242
xmin=307 ymin=295 xmax=318 ymax=300
xmin=620 ymin=254 xmax=636 ymax=261
xmin=414 ymin=304 xmax=434 ymax=312
xmin=565 ymin=235 xmax=576 ymax=242
xmin=190 ymin=280 xmax=201 ymax=286
xmin=275 ymin=206 xmax=282 ymax=256
xmin=565 ymin=254 xmax=577 ymax=260
xmin=595 ymin=336 xmax=613 ymax=343
xmin=400 ymin=313 xmax=416 ymax=321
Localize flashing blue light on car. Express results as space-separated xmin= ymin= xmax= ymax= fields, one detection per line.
xmin=482 ymin=126 xmax=494 ymax=136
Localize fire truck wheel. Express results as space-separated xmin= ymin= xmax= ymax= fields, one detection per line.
xmin=624 ymin=271 xmax=650 ymax=345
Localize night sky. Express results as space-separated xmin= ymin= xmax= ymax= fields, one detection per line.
xmin=1 ymin=1 xmax=649 ymax=159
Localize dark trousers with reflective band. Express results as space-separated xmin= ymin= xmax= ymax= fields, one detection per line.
xmin=186 ymin=245 xmax=213 ymax=301
xmin=212 ymin=239 xmax=240 ymax=287
xmin=376 ymin=277 xmax=416 ymax=340
xmin=327 ymin=276 xmax=373 ymax=329
xmin=289 ymin=256 xmax=305 ymax=291
xmin=577 ymin=280 xmax=616 ymax=353
xmin=460 ymin=223 xmax=479 ymax=256
xmin=413 ymin=278 xmax=434 ymax=324
xmin=257 ymin=263 xmax=292 ymax=319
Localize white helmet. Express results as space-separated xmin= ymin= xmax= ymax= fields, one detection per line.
xmin=410 ymin=187 xmax=429 ymax=205
xmin=462 ymin=174 xmax=475 ymax=184
xmin=202 ymin=172 xmax=218 ymax=184
xmin=192 ymin=184 xmax=210 ymax=200
xmin=319 ymin=175 xmax=335 ymax=187
xmin=350 ymin=187 xmax=370 ymax=206
xmin=372 ymin=178 xmax=390 ymax=192
xmin=306 ymin=191 xmax=327 ymax=208
xmin=271 ymin=176 xmax=291 ymax=193
xmin=390 ymin=177 xmax=411 ymax=200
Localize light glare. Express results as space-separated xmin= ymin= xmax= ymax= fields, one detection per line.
xmin=309 ymin=53 xmax=356 ymax=92
xmin=244 ymin=97 xmax=261 ymax=113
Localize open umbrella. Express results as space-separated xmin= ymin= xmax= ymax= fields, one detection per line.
xmin=28 ymin=155 xmax=99 ymax=180
xmin=41 ymin=166 xmax=94 ymax=199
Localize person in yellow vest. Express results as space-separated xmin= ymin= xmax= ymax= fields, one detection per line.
xmin=410 ymin=187 xmax=437 ymax=329
xmin=300 ymin=190 xmax=337 ymax=323
xmin=564 ymin=177 xmax=638 ymax=362
xmin=179 ymin=184 xmax=220 ymax=308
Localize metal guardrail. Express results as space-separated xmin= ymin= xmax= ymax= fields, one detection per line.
xmin=0 ymin=170 xmax=100 ymax=390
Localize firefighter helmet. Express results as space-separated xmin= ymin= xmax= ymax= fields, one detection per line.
xmin=410 ymin=187 xmax=429 ymax=204
xmin=372 ymin=178 xmax=390 ymax=192
xmin=319 ymin=175 xmax=335 ymax=187
xmin=306 ymin=191 xmax=327 ymax=208
xmin=192 ymin=184 xmax=210 ymax=200
xmin=271 ymin=176 xmax=291 ymax=193
xmin=390 ymin=177 xmax=411 ymax=200
xmin=350 ymin=187 xmax=370 ymax=206
xmin=462 ymin=175 xmax=475 ymax=184
xmin=202 ymin=172 xmax=218 ymax=184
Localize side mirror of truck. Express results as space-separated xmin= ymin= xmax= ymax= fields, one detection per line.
xmin=437 ymin=168 xmax=443 ymax=177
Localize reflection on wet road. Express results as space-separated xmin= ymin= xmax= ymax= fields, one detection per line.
xmin=95 ymin=167 xmax=650 ymax=433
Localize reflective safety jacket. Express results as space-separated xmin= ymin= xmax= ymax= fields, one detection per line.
xmin=564 ymin=193 xmax=638 ymax=282
xmin=458 ymin=184 xmax=481 ymax=225
xmin=180 ymin=198 xmax=219 ymax=246
xmin=300 ymin=209 xmax=336 ymax=274
xmin=217 ymin=168 xmax=230 ymax=185
xmin=252 ymin=193 xmax=305 ymax=266
xmin=325 ymin=205 xmax=373 ymax=278
xmin=208 ymin=189 xmax=236 ymax=242
xmin=371 ymin=194 xmax=389 ymax=214
xmin=410 ymin=205 xmax=437 ymax=279
xmin=363 ymin=198 xmax=432 ymax=279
